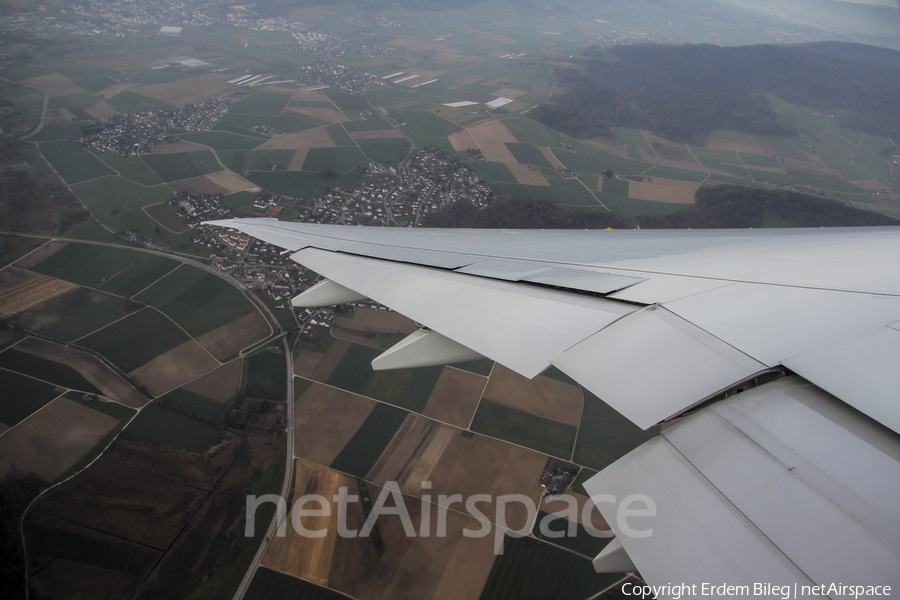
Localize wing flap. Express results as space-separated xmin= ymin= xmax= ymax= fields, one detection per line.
xmin=552 ymin=305 xmax=767 ymax=429
xmin=290 ymin=247 xmax=636 ymax=379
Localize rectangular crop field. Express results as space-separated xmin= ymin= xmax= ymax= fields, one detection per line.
xmin=141 ymin=152 xmax=202 ymax=181
xmin=0 ymin=349 xmax=101 ymax=394
xmin=0 ymin=369 xmax=60 ymax=427
xmin=364 ymin=365 xmax=444 ymax=412
xmin=466 ymin=161 xmax=518 ymax=183
xmin=552 ymin=145 xmax=649 ymax=176
xmin=357 ymin=138 xmax=410 ymax=168
xmin=214 ymin=113 xmax=316 ymax=136
xmin=134 ymin=265 xmax=255 ymax=337
xmin=29 ymin=121 xmax=95 ymax=142
xmin=6 ymin=287 xmax=138 ymax=342
xmin=329 ymin=402 xmax=408 ymax=478
xmin=243 ymin=350 xmax=287 ymax=401
xmin=123 ymin=403 xmax=219 ymax=453
xmin=395 ymin=109 xmax=462 ymax=146
xmin=505 ymin=143 xmax=555 ymax=169
xmin=326 ymin=343 xmax=381 ymax=395
xmin=157 ymin=388 xmax=228 ymax=423
xmin=106 ymin=90 xmax=176 ymax=113
xmin=27 ymin=243 xmax=144 ymax=288
xmin=573 ymin=391 xmax=658 ymax=471
xmin=98 ymin=254 xmax=180 ymax=298
xmin=40 ymin=141 xmax=115 ymax=184
xmin=231 ymin=91 xmax=293 ymax=116
xmin=301 ymin=147 xmax=369 ymax=173
xmin=78 ymin=308 xmax=190 ymax=373
xmin=470 ymin=399 xmax=576 ymax=459
xmin=323 ymin=123 xmax=355 ymax=146
xmin=247 ymin=169 xmax=366 ymax=198
xmin=95 ymin=152 xmax=162 ymax=186
xmin=500 ymin=118 xmax=564 ymax=147
xmin=181 ymin=131 xmax=265 ymax=150
xmin=221 ymin=149 xmax=297 ymax=173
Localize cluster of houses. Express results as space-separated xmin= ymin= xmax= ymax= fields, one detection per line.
xmin=76 ymin=98 xmax=236 ymax=156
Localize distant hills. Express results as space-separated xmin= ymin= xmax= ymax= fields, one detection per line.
xmin=530 ymin=42 xmax=900 ymax=144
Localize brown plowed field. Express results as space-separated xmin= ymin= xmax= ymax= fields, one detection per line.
xmin=291 ymin=90 xmax=330 ymax=102
xmin=482 ymin=365 xmax=582 ymax=426
xmin=264 ymin=459 xmax=499 ymax=600
xmin=508 ymin=163 xmax=549 ymax=186
xmin=782 ymin=157 xmax=844 ymax=178
xmin=468 ymin=119 xmax=516 ymax=144
xmin=309 ymin=338 xmax=351 ymax=382
xmin=335 ymin=307 xmax=416 ymax=334
xmin=15 ymin=336 xmax=148 ymax=407
xmin=181 ymin=358 xmax=242 ymax=402
xmin=293 ymin=383 xmax=375 ymax=465
xmin=0 ymin=267 xmax=78 ymax=319
xmin=144 ymin=202 xmax=191 ymax=233
xmin=479 ymin=141 xmax=517 ymax=163
xmin=131 ymin=74 xmax=234 ymax=107
xmin=22 ymin=73 xmax=86 ymax=97
xmin=196 ymin=311 xmax=271 ymax=360
xmin=0 ymin=397 xmax=118 ymax=481
xmin=45 ymin=108 xmax=75 ymax=125
xmin=447 ymin=129 xmax=478 ymax=151
xmin=258 ymin=124 xmax=336 ymax=151
xmin=706 ymin=134 xmax=773 ymax=154
xmin=367 ymin=412 xmax=547 ymax=531
xmin=584 ymin=139 xmax=627 ymax=158
xmin=14 ymin=240 xmax=66 ymax=268
xmin=422 ymin=367 xmax=487 ymax=429
xmin=129 ymin=340 xmax=219 ymax=396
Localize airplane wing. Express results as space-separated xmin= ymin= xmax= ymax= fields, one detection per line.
xmin=207 ymin=218 xmax=900 ymax=595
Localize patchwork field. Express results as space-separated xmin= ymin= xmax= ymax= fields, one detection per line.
xmin=481 ymin=365 xmax=582 ymax=426
xmin=293 ymin=383 xmax=376 ymax=466
xmin=0 ymin=397 xmax=119 ymax=481
xmin=196 ymin=311 xmax=271 ymax=360
xmin=0 ymin=267 xmax=78 ymax=319
xmin=421 ymin=367 xmax=487 ymax=429
xmin=181 ymin=359 xmax=243 ymax=403
xmin=129 ymin=340 xmax=219 ymax=396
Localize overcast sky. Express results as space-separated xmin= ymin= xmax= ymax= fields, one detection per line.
xmin=838 ymin=0 xmax=897 ymax=6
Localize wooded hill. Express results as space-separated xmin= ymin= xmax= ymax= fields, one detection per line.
xmin=531 ymin=42 xmax=900 ymax=144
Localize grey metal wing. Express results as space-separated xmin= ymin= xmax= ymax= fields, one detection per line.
xmin=206 ymin=218 xmax=900 ymax=595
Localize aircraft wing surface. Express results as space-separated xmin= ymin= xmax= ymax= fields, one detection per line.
xmin=208 ymin=219 xmax=900 ymax=595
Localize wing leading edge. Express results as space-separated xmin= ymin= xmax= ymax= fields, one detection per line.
xmin=207 ymin=218 xmax=900 ymax=595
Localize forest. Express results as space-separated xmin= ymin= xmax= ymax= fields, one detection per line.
xmin=530 ymin=42 xmax=900 ymax=144
xmin=425 ymin=186 xmax=898 ymax=230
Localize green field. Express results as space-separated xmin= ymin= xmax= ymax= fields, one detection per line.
xmin=123 ymin=403 xmax=220 ymax=453
xmin=230 ymin=91 xmax=293 ymax=116
xmin=470 ymin=399 xmax=576 ymax=459
xmin=573 ymin=391 xmax=658 ymax=471
xmin=329 ymin=402 xmax=408 ymax=478
xmin=0 ymin=349 xmax=101 ymax=394
xmin=244 ymin=567 xmax=351 ymax=600
xmin=29 ymin=121 xmax=96 ymax=142
xmin=611 ymin=127 xmax=650 ymax=147
xmin=70 ymin=177 xmax=176 ymax=235
xmin=357 ymin=138 xmax=411 ymax=168
xmin=47 ymin=93 xmax=102 ymax=110
xmin=601 ymin=176 xmax=630 ymax=196
xmin=79 ymin=308 xmax=190 ymax=372
xmin=213 ymin=113 xmax=316 ymax=136
xmin=466 ymin=161 xmax=518 ymax=183
xmin=532 ymin=510 xmax=612 ymax=558
xmin=302 ymin=147 xmax=369 ymax=173
xmin=98 ymin=254 xmax=181 ymax=298
xmin=72 ymin=76 xmax=119 ymax=93
xmin=644 ymin=165 xmax=709 ymax=182
xmin=6 ymin=288 xmax=138 ymax=342
xmin=505 ymin=143 xmax=555 ymax=169
xmin=181 ymin=131 xmax=265 ymax=150
xmin=323 ymin=123 xmax=356 ymax=146
xmin=395 ymin=109 xmax=462 ymax=147
xmin=0 ymin=370 xmax=61 ymax=427
xmin=40 ymin=141 xmax=116 ymax=184
xmin=552 ymin=144 xmax=650 ymax=177
xmin=342 ymin=118 xmax=392 ymax=132
xmin=326 ymin=344 xmax=381 ymax=395
xmin=134 ymin=265 xmax=255 ymax=337
xmin=141 ymin=151 xmax=222 ymax=182
xmin=220 ymin=149 xmax=297 ymax=173
xmin=247 ymin=169 xmax=366 ymax=197
xmin=243 ymin=350 xmax=287 ymax=401
xmin=480 ymin=535 xmax=622 ymax=600
xmin=737 ymin=152 xmax=782 ymax=169
xmin=27 ymin=243 xmax=144 ymax=288
xmin=323 ymin=89 xmax=371 ymax=111
xmin=106 ymin=90 xmax=176 ymax=113
xmin=95 ymin=152 xmax=163 ymax=186
xmin=364 ymin=365 xmax=443 ymax=412
xmin=157 ymin=387 xmax=229 ymax=423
